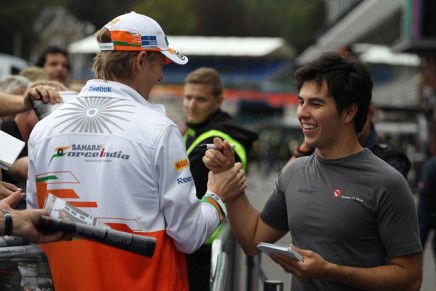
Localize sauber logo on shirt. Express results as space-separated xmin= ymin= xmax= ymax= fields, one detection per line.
xmin=333 ymin=189 xmax=342 ymax=198
xmin=333 ymin=188 xmax=365 ymax=203
xmin=174 ymin=158 xmax=189 ymax=171
xmin=49 ymin=144 xmax=130 ymax=165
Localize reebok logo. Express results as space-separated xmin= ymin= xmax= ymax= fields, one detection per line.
xmin=88 ymin=85 xmax=112 ymax=93
xmin=177 ymin=176 xmax=193 ymax=184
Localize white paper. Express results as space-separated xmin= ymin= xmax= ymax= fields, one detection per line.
xmin=0 ymin=130 xmax=25 ymax=170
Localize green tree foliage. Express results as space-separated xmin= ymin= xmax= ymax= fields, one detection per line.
xmin=132 ymin=0 xmax=325 ymax=53
xmin=0 ymin=0 xmax=324 ymax=59
xmin=64 ymin=0 xmax=139 ymax=31
xmin=0 ymin=0 xmax=65 ymax=58
xmin=133 ymin=0 xmax=198 ymax=35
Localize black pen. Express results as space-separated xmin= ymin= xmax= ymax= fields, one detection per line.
xmin=198 ymin=144 xmax=236 ymax=149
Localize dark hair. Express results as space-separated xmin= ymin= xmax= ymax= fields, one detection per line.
xmin=35 ymin=46 xmax=71 ymax=71
xmin=294 ymin=52 xmax=373 ymax=133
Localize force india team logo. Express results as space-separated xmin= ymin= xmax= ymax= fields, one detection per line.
xmin=49 ymin=144 xmax=130 ymax=165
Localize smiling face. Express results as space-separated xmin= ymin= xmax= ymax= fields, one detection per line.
xmin=183 ymin=83 xmax=223 ymax=124
xmin=297 ymin=80 xmax=359 ymax=157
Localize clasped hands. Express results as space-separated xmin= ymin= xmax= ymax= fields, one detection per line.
xmin=202 ymin=137 xmax=246 ymax=203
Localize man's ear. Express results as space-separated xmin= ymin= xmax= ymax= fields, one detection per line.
xmin=216 ymin=95 xmax=224 ymax=106
xmin=344 ymin=103 xmax=358 ymax=124
xmin=134 ymin=51 xmax=148 ymax=70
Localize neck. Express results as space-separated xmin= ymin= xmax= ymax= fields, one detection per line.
xmin=315 ymin=130 xmax=364 ymax=160
xmin=316 ymin=142 xmax=363 ymax=160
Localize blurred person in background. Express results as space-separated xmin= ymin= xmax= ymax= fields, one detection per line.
xmin=0 ymin=76 xmax=31 ymax=122
xmin=1 ymin=80 xmax=67 ymax=195
xmin=0 ymin=85 xmax=63 ymax=199
xmin=0 ymin=75 xmax=32 ymax=194
xmin=182 ymin=67 xmax=258 ymax=290
xmin=19 ymin=66 xmax=49 ymax=82
xmin=417 ymin=157 xmax=436 ymax=274
xmin=35 ymin=46 xmax=71 ymax=85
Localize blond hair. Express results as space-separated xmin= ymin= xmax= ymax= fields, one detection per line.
xmin=28 ymin=80 xmax=68 ymax=91
xmin=93 ymin=28 xmax=159 ymax=82
xmin=184 ymin=67 xmax=223 ymax=98
xmin=19 ymin=66 xmax=48 ymax=82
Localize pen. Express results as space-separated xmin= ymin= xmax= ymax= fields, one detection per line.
xmin=198 ymin=144 xmax=236 ymax=149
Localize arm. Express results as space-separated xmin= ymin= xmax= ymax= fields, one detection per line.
xmin=271 ymin=248 xmax=422 ymax=291
xmin=226 ymin=192 xmax=286 ymax=255
xmin=206 ymin=159 xmax=286 ymax=255
xmin=0 ymin=85 xmax=62 ymax=116
xmin=157 ymin=127 xmax=245 ymax=253
xmin=5 ymin=156 xmax=28 ymax=182
xmin=0 ymin=92 xmax=25 ymax=116
xmin=0 ymin=191 xmax=71 ymax=243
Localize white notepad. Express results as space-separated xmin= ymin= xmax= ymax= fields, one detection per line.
xmin=0 ymin=130 xmax=25 ymax=170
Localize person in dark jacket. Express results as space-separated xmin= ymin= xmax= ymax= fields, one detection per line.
xmin=182 ymin=67 xmax=258 ymax=290
xmin=183 ymin=67 xmax=258 ymax=197
xmin=417 ymin=157 xmax=436 ymax=271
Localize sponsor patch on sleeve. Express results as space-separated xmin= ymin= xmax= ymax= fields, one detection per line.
xmin=174 ymin=158 xmax=189 ymax=171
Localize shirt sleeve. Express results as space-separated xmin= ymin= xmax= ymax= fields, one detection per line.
xmin=26 ymin=136 xmax=38 ymax=209
xmin=377 ymin=173 xmax=422 ymax=258
xmin=155 ymin=124 xmax=221 ymax=253
xmin=260 ymin=170 xmax=290 ymax=231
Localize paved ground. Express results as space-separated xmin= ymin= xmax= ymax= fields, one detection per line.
xmin=232 ymin=171 xmax=435 ymax=291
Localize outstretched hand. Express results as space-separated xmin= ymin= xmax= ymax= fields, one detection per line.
xmin=0 ymin=191 xmax=72 ymax=243
xmin=202 ymin=137 xmax=235 ymax=174
xmin=23 ymin=85 xmax=62 ymax=110
xmin=269 ymin=245 xmax=330 ymax=280
xmin=207 ymin=162 xmax=246 ymax=203
xmin=13 ymin=211 xmax=72 ymax=243
xmin=0 ymin=189 xmax=24 ymax=208
xmin=0 ymin=182 xmax=22 ymax=201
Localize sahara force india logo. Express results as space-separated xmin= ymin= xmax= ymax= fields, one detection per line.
xmin=49 ymin=144 xmax=130 ymax=165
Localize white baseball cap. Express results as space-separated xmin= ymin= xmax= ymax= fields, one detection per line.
xmin=98 ymin=11 xmax=188 ymax=65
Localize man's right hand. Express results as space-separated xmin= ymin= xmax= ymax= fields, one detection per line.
xmin=207 ymin=163 xmax=246 ymax=203
xmin=23 ymin=85 xmax=62 ymax=110
xmin=202 ymin=137 xmax=235 ymax=174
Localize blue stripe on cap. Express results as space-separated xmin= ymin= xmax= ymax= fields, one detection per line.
xmin=141 ymin=36 xmax=158 ymax=48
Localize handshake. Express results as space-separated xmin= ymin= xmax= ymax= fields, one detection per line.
xmin=202 ymin=138 xmax=246 ymax=203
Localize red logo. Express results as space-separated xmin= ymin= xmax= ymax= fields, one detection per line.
xmin=333 ymin=189 xmax=342 ymax=198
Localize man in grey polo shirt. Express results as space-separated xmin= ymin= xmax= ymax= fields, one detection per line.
xmin=203 ymin=52 xmax=423 ymax=290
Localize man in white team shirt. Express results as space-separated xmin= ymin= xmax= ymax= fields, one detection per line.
xmin=26 ymin=11 xmax=244 ymax=291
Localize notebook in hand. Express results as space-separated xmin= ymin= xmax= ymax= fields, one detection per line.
xmin=0 ymin=130 xmax=25 ymax=170
xmin=257 ymin=242 xmax=304 ymax=261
